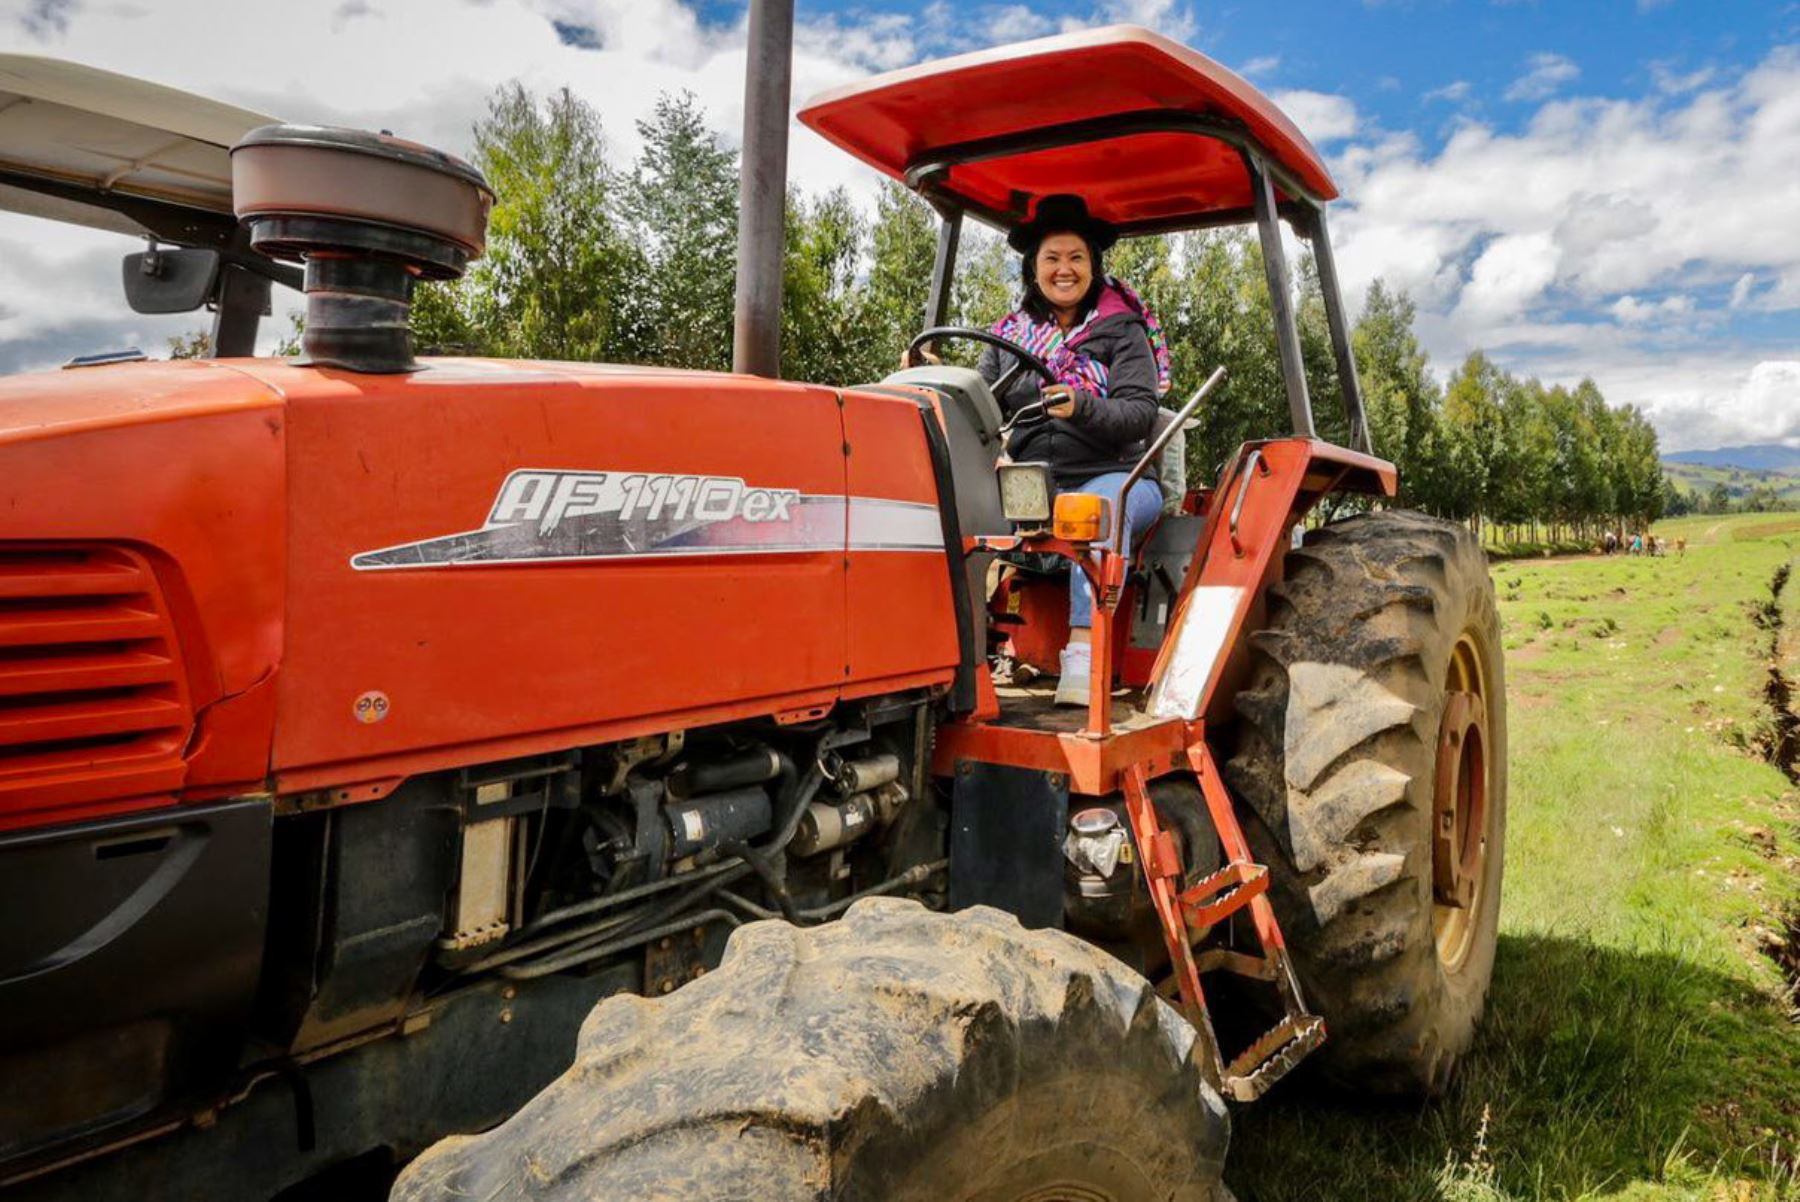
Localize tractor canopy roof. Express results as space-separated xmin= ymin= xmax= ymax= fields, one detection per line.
xmin=0 ymin=54 xmax=271 ymax=241
xmin=798 ymin=25 xmax=1337 ymax=237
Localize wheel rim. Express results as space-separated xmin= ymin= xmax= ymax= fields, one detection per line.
xmin=1432 ymin=631 xmax=1492 ymax=973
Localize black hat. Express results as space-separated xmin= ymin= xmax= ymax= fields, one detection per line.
xmin=1007 ymin=193 xmax=1118 ymax=254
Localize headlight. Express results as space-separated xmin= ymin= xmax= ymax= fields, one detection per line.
xmin=997 ymin=462 xmax=1053 ymax=523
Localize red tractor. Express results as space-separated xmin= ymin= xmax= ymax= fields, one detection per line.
xmin=0 ymin=22 xmax=1503 ymax=1201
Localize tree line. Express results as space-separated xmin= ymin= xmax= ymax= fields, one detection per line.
xmin=403 ymin=84 xmax=1668 ymax=538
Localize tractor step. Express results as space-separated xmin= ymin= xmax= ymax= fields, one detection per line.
xmin=1121 ymin=749 xmax=1324 ymax=1102
xmin=1223 ymin=1013 xmax=1327 ymax=1102
xmin=1178 ymin=859 xmax=1268 ymax=930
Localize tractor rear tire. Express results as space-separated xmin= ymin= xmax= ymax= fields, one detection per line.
xmin=1225 ymin=509 xmax=1505 ymax=1096
xmin=390 ymin=897 xmax=1232 ymax=1201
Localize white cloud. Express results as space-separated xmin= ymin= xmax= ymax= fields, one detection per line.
xmin=1454 ymin=233 xmax=1560 ymax=325
xmin=983 ymin=5 xmax=1054 ymax=43
xmin=1424 ymin=80 xmax=1472 ymax=103
xmin=1618 ymin=359 xmax=1800 ymax=451
xmin=1649 ymin=60 xmax=1714 ymax=96
xmin=1610 ymin=293 xmax=1693 ymax=324
xmin=1270 ymin=90 xmax=1358 ymax=143
xmin=1729 ymin=272 xmax=1757 ymax=309
xmin=1237 ymin=55 xmax=1280 ymax=79
xmin=1327 ymin=44 xmax=1800 ymax=448
xmin=1504 ymin=52 xmax=1580 ymax=103
xmin=1089 ymin=0 xmax=1197 ymax=42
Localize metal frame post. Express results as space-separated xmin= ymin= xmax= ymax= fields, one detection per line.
xmin=730 ymin=0 xmax=794 ymax=376
xmin=1305 ymin=209 xmax=1372 ymax=454
xmin=924 ymin=208 xmax=962 ymax=329
xmin=1245 ymin=153 xmax=1314 ymax=440
xmin=208 ymin=263 xmax=270 ymax=358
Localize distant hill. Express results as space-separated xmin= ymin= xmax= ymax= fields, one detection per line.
xmin=1663 ymin=444 xmax=1800 ymax=472
xmin=1662 ymin=459 xmax=1800 ymax=506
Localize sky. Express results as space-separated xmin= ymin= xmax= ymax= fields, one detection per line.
xmin=1 ymin=0 xmax=1795 ymax=451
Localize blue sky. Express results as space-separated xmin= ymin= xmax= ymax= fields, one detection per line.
xmin=1 ymin=0 xmax=1795 ymax=448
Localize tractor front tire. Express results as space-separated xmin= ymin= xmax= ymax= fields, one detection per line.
xmin=1225 ymin=509 xmax=1505 ymax=1096
xmin=391 ymin=898 xmax=1232 ymax=1201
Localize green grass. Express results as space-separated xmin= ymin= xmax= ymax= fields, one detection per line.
xmin=1226 ymin=512 xmax=1800 ymax=1202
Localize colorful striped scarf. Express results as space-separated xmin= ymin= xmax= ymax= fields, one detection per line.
xmin=991 ymin=276 xmax=1174 ymax=400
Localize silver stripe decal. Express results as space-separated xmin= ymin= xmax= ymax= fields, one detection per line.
xmin=351 ymin=492 xmax=944 ymax=570
xmin=847 ymin=498 xmax=945 ymax=552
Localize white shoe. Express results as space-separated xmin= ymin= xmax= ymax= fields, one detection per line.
xmin=1054 ymin=642 xmax=1092 ymax=707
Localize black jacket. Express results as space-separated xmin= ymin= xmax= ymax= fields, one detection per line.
xmin=977 ymin=311 xmax=1162 ymax=487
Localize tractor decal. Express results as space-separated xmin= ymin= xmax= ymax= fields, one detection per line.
xmin=349 ymin=470 xmax=944 ymax=569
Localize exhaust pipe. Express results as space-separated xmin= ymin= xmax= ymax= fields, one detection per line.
xmin=730 ymin=0 xmax=794 ymax=377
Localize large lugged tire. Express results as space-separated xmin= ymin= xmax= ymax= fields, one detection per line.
xmin=1225 ymin=509 xmax=1505 ymax=1096
xmin=392 ymin=898 xmax=1232 ymax=1201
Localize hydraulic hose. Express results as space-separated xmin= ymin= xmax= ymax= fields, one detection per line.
xmin=718 ymin=858 xmax=949 ymax=924
xmin=468 ymin=738 xmax=826 ymax=979
xmin=520 ymin=858 xmax=746 ymax=937
xmin=460 ymin=863 xmax=753 ymax=976
xmin=498 ymin=909 xmax=741 ymax=981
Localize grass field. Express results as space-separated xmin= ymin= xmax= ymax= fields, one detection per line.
xmin=1226 ymin=511 xmax=1800 ymax=1202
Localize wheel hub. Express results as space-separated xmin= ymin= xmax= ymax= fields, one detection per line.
xmin=1432 ymin=634 xmax=1492 ymax=971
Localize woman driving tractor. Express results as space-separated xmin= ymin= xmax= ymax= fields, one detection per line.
xmin=955 ymin=193 xmax=1174 ymax=707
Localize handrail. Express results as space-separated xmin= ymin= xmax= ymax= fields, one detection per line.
xmin=1113 ymin=365 xmax=1227 ymax=555
xmin=1228 ymin=448 xmax=1270 ymax=555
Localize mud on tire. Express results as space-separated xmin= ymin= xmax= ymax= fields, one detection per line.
xmin=1225 ymin=509 xmax=1506 ymax=1096
xmin=391 ymin=898 xmax=1232 ymax=1201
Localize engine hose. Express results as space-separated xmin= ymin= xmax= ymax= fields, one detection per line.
xmin=498 ymin=909 xmax=741 ymax=981
xmin=760 ymin=747 xmax=823 ymax=857
xmin=470 ymin=740 xmax=822 ymax=978
xmin=461 ymin=864 xmax=752 ymax=976
xmin=721 ymin=839 xmax=802 ymax=924
xmin=520 ymin=857 xmax=745 ymax=937
xmin=718 ymin=858 xmax=949 ymax=924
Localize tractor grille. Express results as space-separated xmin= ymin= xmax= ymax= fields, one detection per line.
xmin=0 ymin=545 xmax=193 ymax=818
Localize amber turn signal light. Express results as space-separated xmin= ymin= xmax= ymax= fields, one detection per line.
xmin=1053 ymin=493 xmax=1109 ymax=543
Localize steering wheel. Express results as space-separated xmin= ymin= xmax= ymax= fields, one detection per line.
xmin=904 ymin=326 xmax=1060 ymax=421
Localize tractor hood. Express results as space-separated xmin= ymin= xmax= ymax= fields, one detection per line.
xmin=0 ymin=356 xmax=963 ymax=829
xmin=0 ymin=358 xmax=284 ymax=444
xmin=0 ymin=359 xmax=288 ymax=829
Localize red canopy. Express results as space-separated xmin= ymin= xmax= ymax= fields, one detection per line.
xmin=798 ymin=25 xmax=1336 ymax=234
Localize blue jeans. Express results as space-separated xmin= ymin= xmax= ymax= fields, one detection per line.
xmin=1066 ymin=472 xmax=1163 ymax=628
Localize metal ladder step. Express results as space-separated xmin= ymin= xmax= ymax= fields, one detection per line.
xmin=1121 ymin=749 xmax=1325 ymax=1102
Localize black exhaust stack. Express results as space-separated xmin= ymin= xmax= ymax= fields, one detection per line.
xmin=731 ymin=0 xmax=795 ymax=377
xmin=230 ymin=126 xmax=494 ymax=373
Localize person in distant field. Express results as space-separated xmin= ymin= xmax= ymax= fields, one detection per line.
xmin=1630 ymin=533 xmax=1643 ymax=555
xmin=1677 ymin=537 xmax=1687 ymax=558
xmin=1603 ymin=530 xmax=1618 ymax=555
xmin=913 ymin=194 xmax=1173 ymax=707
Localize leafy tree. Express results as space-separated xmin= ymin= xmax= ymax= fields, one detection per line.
xmin=618 ymin=92 xmax=738 ymax=371
xmin=780 ymin=187 xmax=881 ymax=384
xmin=1352 ymin=280 xmax=1441 ymax=510
xmin=167 ymin=330 xmax=211 ymax=359
xmin=866 ymin=182 xmax=937 ymax=353
xmin=414 ymin=84 xmax=632 ymax=361
xmin=949 ymin=230 xmax=1015 ymax=344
